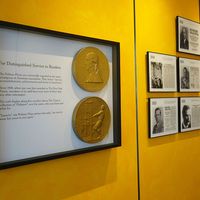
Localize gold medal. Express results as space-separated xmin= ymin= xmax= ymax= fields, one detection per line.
xmin=72 ymin=47 xmax=109 ymax=92
xmin=72 ymin=97 xmax=111 ymax=143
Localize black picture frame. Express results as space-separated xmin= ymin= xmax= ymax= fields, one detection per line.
xmin=149 ymin=98 xmax=178 ymax=138
xmin=179 ymin=97 xmax=200 ymax=133
xmin=176 ymin=16 xmax=200 ymax=55
xmin=178 ymin=57 xmax=200 ymax=92
xmin=0 ymin=21 xmax=121 ymax=169
xmin=147 ymin=51 xmax=177 ymax=92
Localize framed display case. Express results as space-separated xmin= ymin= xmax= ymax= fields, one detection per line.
xmin=0 ymin=21 xmax=121 ymax=169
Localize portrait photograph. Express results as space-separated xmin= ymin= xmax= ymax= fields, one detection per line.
xmin=181 ymin=66 xmax=190 ymax=89
xmin=180 ymin=26 xmax=189 ymax=50
xmin=151 ymin=62 xmax=163 ymax=89
xmin=152 ymin=107 xmax=164 ymax=134
xmin=181 ymin=105 xmax=191 ymax=130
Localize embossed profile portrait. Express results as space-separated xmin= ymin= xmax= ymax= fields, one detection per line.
xmin=85 ymin=52 xmax=103 ymax=83
xmin=72 ymin=47 xmax=109 ymax=92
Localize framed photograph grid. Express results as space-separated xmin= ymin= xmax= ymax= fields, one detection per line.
xmin=149 ymin=97 xmax=200 ymax=138
xmin=148 ymin=16 xmax=200 ymax=138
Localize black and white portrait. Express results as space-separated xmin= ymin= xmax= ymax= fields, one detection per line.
xmin=181 ymin=66 xmax=190 ymax=89
xmin=152 ymin=107 xmax=164 ymax=134
xmin=180 ymin=26 xmax=189 ymax=50
xmin=151 ymin=62 xmax=163 ymax=89
xmin=182 ymin=105 xmax=191 ymax=129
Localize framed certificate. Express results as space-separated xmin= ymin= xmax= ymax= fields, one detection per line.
xmin=177 ymin=16 xmax=200 ymax=55
xmin=147 ymin=52 xmax=177 ymax=92
xmin=149 ymin=98 xmax=178 ymax=138
xmin=180 ymin=97 xmax=200 ymax=132
xmin=178 ymin=57 xmax=200 ymax=92
xmin=0 ymin=21 xmax=121 ymax=169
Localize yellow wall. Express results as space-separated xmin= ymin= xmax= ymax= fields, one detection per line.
xmin=0 ymin=0 xmax=138 ymax=200
xmin=1 ymin=0 xmax=200 ymax=200
xmin=136 ymin=0 xmax=200 ymax=199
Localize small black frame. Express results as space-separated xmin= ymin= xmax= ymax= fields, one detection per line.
xmin=178 ymin=57 xmax=200 ymax=92
xmin=176 ymin=16 xmax=200 ymax=55
xmin=179 ymin=97 xmax=200 ymax=133
xmin=147 ymin=51 xmax=177 ymax=92
xmin=149 ymin=97 xmax=178 ymax=138
xmin=0 ymin=21 xmax=121 ymax=169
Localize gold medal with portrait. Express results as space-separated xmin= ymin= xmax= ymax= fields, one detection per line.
xmin=72 ymin=47 xmax=109 ymax=92
xmin=72 ymin=97 xmax=111 ymax=143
